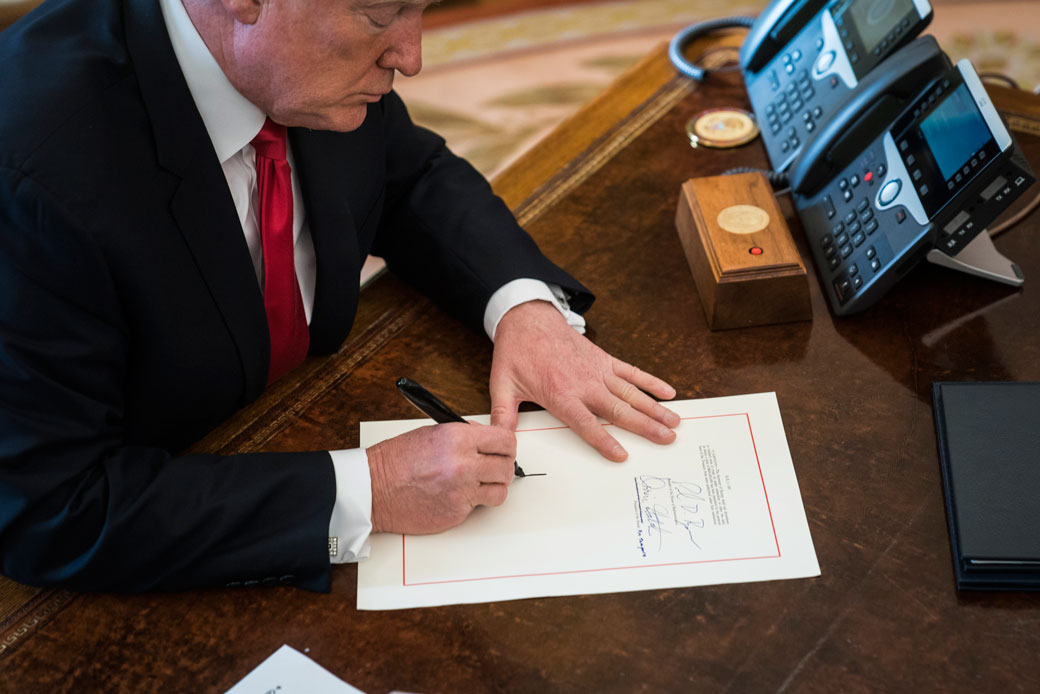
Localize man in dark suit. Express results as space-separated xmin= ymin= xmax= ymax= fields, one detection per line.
xmin=0 ymin=0 xmax=680 ymax=593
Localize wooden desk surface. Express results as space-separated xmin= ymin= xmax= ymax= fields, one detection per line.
xmin=4 ymin=39 xmax=1040 ymax=693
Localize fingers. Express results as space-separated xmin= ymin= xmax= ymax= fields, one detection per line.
xmin=553 ymin=397 xmax=630 ymax=462
xmin=612 ymin=360 xmax=679 ymax=409
xmin=367 ymin=422 xmax=516 ymax=535
xmin=473 ymin=482 xmax=509 ymax=508
xmin=489 ymin=371 xmax=522 ymax=431
xmin=607 ymin=375 xmax=680 ymax=431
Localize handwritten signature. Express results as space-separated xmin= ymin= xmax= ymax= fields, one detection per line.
xmin=637 ymin=475 xmax=706 ymax=552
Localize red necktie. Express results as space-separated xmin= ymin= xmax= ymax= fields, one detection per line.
xmin=252 ymin=118 xmax=309 ymax=384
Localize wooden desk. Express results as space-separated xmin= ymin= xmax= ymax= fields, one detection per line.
xmin=4 ymin=38 xmax=1040 ymax=692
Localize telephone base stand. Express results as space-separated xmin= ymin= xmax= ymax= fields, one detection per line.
xmin=926 ymin=231 xmax=1024 ymax=287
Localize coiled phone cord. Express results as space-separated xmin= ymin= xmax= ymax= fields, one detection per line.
xmin=668 ymin=16 xmax=757 ymax=82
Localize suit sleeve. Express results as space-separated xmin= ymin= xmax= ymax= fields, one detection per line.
xmin=369 ymin=91 xmax=594 ymax=332
xmin=0 ymin=168 xmax=336 ymax=593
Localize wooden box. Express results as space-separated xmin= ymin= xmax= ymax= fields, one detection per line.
xmin=675 ymin=172 xmax=811 ymax=330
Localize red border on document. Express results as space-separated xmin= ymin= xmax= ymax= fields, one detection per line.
xmin=400 ymin=412 xmax=779 ymax=586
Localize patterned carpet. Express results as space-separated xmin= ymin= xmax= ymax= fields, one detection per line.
xmin=403 ymin=0 xmax=1040 ymax=179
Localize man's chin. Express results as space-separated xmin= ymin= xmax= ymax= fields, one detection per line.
xmin=287 ymin=105 xmax=370 ymax=133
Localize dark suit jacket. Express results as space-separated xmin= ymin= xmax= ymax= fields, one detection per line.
xmin=0 ymin=0 xmax=591 ymax=592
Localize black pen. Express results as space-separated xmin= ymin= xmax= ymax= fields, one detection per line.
xmin=396 ymin=377 xmax=538 ymax=478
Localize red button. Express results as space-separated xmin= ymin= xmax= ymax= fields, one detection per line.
xmin=750 ymin=247 xmax=763 ymax=255
xmin=864 ymin=171 xmax=873 ymax=183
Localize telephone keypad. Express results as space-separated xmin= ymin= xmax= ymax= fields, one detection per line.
xmin=764 ymin=68 xmax=819 ymax=157
xmin=818 ymin=189 xmax=892 ymax=306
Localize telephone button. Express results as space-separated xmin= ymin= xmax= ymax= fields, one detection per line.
xmin=852 ymin=231 xmax=866 ymax=247
xmin=853 ymin=275 xmax=863 ymax=290
xmin=844 ymin=211 xmax=857 ymax=225
xmin=843 ymin=189 xmax=853 ymax=202
xmin=828 ymin=255 xmax=841 ymax=271
xmin=816 ymin=50 xmax=836 ymax=74
xmin=870 ymin=258 xmax=882 ymax=272
xmin=848 ymin=264 xmax=859 ymax=277
xmin=866 ymin=247 xmax=877 ymax=260
xmin=812 ymin=106 xmax=823 ymax=119
xmin=836 ymin=278 xmax=852 ymax=299
xmin=865 ymin=218 xmax=879 ymax=235
xmin=823 ymin=195 xmax=836 ymax=219
xmin=878 ymin=179 xmax=901 ymax=205
xmin=847 ymin=220 xmax=861 ymax=235
xmin=856 ymin=199 xmax=870 ymax=213
xmin=835 ymin=231 xmax=849 ymax=246
xmin=895 ymin=209 xmax=907 ymax=224
xmin=840 ymin=243 xmax=853 ymax=259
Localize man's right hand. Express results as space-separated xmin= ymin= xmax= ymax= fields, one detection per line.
xmin=367 ymin=422 xmax=517 ymax=534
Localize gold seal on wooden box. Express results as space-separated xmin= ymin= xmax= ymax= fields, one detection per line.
xmin=674 ymin=173 xmax=811 ymax=330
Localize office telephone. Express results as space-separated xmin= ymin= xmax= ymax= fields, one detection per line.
xmin=788 ymin=37 xmax=1036 ymax=315
xmin=670 ymin=0 xmax=933 ymax=171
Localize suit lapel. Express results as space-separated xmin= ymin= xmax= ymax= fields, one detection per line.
xmin=290 ymin=129 xmax=361 ymax=356
xmin=123 ymin=0 xmax=268 ymax=403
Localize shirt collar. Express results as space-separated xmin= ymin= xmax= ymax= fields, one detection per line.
xmin=158 ymin=0 xmax=266 ymax=164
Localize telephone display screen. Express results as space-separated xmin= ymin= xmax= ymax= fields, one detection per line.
xmin=847 ymin=0 xmax=915 ymax=54
xmin=919 ymin=84 xmax=991 ymax=180
xmin=894 ymin=74 xmax=1001 ymax=218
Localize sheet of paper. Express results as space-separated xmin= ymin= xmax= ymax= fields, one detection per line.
xmin=357 ymin=393 xmax=819 ymax=610
xmin=225 ymin=644 xmax=366 ymax=694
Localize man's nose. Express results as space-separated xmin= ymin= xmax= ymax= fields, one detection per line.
xmin=378 ymin=14 xmax=422 ymax=77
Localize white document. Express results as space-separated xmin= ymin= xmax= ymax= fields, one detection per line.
xmin=357 ymin=393 xmax=819 ymax=610
xmin=225 ymin=645 xmax=366 ymax=694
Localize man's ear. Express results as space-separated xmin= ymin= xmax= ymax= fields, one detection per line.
xmin=221 ymin=0 xmax=264 ymax=25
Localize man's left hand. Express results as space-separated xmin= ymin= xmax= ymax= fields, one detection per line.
xmin=489 ymin=300 xmax=680 ymax=461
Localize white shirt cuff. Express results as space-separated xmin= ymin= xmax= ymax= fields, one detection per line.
xmin=483 ymin=279 xmax=587 ymax=341
xmin=328 ymin=448 xmax=373 ymax=563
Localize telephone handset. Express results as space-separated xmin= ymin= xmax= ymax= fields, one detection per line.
xmin=788 ymin=37 xmax=1036 ymax=315
xmin=742 ymin=0 xmax=933 ymax=172
xmin=789 ymin=34 xmax=950 ymax=194
xmin=671 ymin=0 xmax=933 ymax=171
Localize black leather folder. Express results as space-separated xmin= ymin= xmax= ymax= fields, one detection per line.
xmin=932 ymin=382 xmax=1040 ymax=590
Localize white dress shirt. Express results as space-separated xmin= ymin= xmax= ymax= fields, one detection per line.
xmin=158 ymin=0 xmax=585 ymax=563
